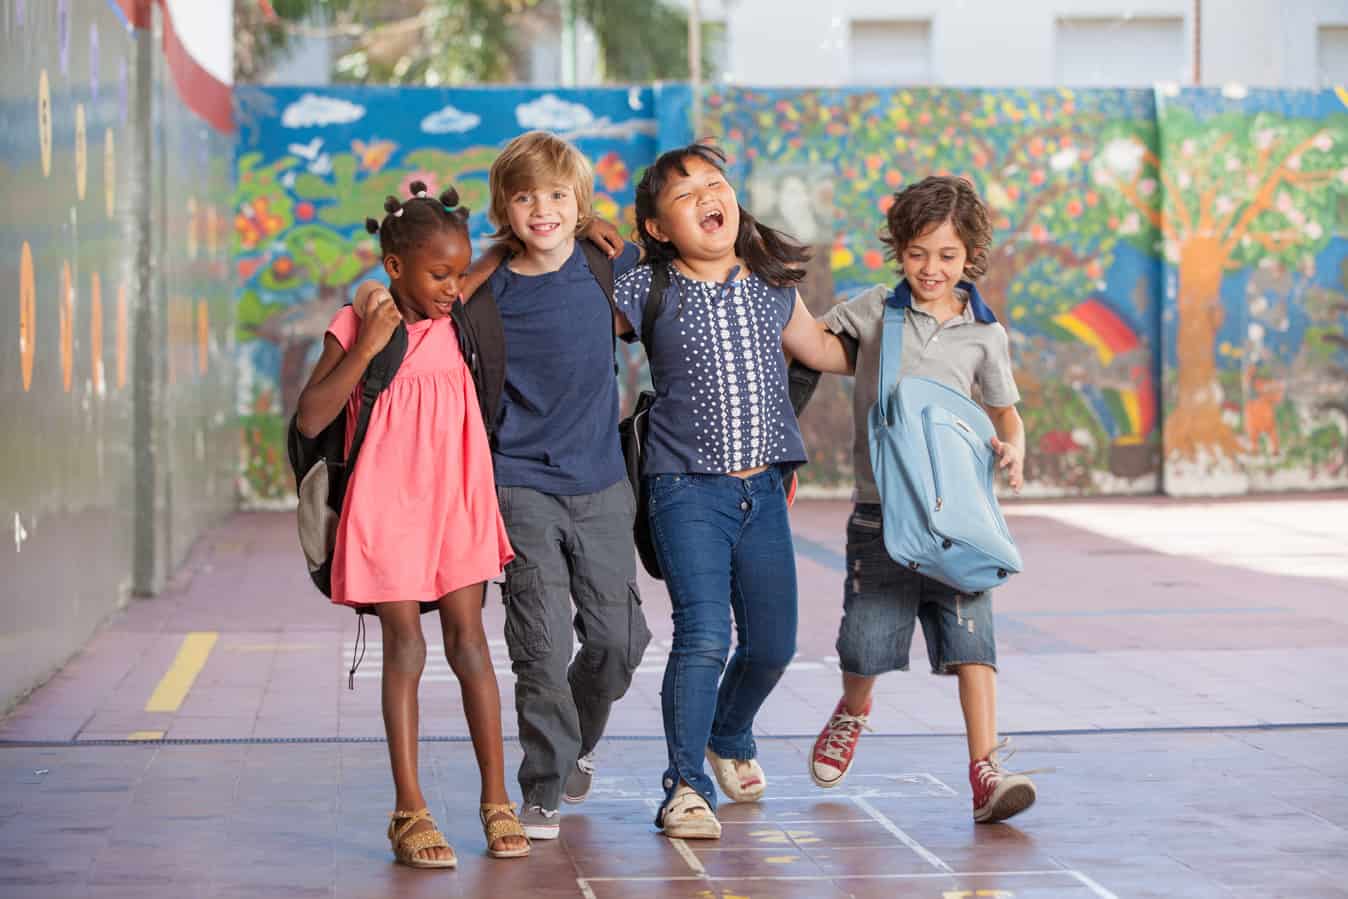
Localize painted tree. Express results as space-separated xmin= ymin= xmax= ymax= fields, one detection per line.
xmin=1095 ymin=101 xmax=1348 ymax=462
xmin=702 ymin=86 xmax=1162 ymax=489
xmin=704 ymin=87 xmax=1158 ymax=325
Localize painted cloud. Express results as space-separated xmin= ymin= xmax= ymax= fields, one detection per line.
xmin=281 ymin=93 xmax=366 ymax=129
xmin=516 ymin=94 xmax=594 ymax=132
xmin=421 ymin=104 xmax=482 ymax=135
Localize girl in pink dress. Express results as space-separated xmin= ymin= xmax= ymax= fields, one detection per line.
xmin=295 ymin=183 xmax=528 ymax=867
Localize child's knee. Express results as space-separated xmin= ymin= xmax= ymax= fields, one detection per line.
xmin=443 ymin=629 xmax=492 ymax=677
xmin=383 ymin=631 xmax=428 ymax=673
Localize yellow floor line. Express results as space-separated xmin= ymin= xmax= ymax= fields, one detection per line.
xmin=145 ymin=632 xmax=218 ymax=712
xmin=127 ymin=730 xmax=165 ymax=741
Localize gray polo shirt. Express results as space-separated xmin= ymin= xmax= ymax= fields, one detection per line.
xmin=823 ymin=280 xmax=1020 ymax=503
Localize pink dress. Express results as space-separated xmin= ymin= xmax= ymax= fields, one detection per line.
xmin=325 ymin=307 xmax=513 ymax=609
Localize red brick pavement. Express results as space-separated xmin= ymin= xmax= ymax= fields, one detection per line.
xmin=1 ymin=497 xmax=1345 ymax=897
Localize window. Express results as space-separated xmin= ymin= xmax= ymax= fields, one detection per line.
xmin=1055 ymin=17 xmax=1186 ymax=86
xmin=848 ymin=19 xmax=931 ymax=86
xmin=1319 ymin=26 xmax=1348 ymax=88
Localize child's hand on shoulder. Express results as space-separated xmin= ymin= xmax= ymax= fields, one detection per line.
xmin=354 ymin=285 xmax=391 ymax=320
xmin=990 ymin=436 xmax=1024 ymax=494
xmin=354 ymin=293 xmax=402 ymax=358
xmin=583 ymin=217 xmax=624 ymax=258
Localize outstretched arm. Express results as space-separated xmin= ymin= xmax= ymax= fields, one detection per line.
xmin=583 ymin=217 xmax=625 ymax=258
xmin=780 ymin=294 xmax=854 ymax=375
xmin=985 ymin=404 xmax=1025 ymax=494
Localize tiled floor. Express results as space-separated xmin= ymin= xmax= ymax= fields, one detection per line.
xmin=2 ymin=495 xmax=1346 ymax=897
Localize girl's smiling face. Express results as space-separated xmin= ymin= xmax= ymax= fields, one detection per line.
xmin=901 ymin=219 xmax=968 ymax=305
xmin=644 ymin=155 xmax=740 ymax=266
xmin=385 ymin=227 xmax=472 ymax=323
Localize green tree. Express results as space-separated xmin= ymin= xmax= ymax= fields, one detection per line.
xmin=237 ymin=0 xmax=712 ymax=85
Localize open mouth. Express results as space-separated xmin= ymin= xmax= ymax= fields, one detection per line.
xmin=530 ymin=222 xmax=560 ymax=235
xmin=917 ymin=278 xmax=943 ymax=291
xmin=699 ymin=210 xmax=724 ymax=232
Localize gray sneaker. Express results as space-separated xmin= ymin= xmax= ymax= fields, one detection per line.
xmin=519 ymin=804 xmax=560 ymax=840
xmin=563 ymin=752 xmax=596 ymax=804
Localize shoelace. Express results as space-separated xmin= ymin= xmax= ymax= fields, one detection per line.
xmin=818 ymin=710 xmax=872 ymax=762
xmin=576 ymin=753 xmax=596 ymax=776
xmin=974 ymin=737 xmax=1053 ymax=788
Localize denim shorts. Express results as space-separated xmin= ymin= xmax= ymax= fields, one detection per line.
xmin=836 ymin=504 xmax=997 ymax=676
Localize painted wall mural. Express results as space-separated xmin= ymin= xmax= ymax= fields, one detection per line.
xmin=702 ymin=87 xmax=1166 ymax=494
xmin=1150 ymin=88 xmax=1348 ymax=493
xmin=232 ymin=85 xmax=663 ymax=502
xmin=234 ymin=84 xmax=1347 ymax=500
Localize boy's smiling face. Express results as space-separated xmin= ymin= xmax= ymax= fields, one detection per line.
xmin=506 ymin=181 xmax=579 ymax=260
xmin=902 ymin=219 xmax=967 ymax=305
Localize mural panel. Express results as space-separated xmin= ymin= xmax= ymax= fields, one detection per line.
xmin=1152 ymin=88 xmax=1348 ymax=493
xmin=701 ymin=87 xmax=1164 ymax=495
xmin=233 ymin=85 xmax=659 ymax=502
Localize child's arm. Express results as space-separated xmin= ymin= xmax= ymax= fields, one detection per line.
xmin=295 ymin=296 xmax=403 ymax=437
xmin=350 ymin=243 xmax=514 ymax=320
xmin=582 ymin=217 xmax=625 ymax=258
xmin=985 ymin=404 xmax=1026 ymax=494
xmin=780 ymin=294 xmax=854 ymax=374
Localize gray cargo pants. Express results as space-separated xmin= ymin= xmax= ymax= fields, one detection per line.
xmin=497 ymin=477 xmax=652 ymax=809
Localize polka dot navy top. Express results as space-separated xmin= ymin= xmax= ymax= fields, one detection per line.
xmin=615 ymin=263 xmax=807 ymax=476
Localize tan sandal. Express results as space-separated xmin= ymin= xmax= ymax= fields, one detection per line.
xmin=658 ymin=783 xmax=722 ymax=840
xmin=480 ymin=802 xmax=531 ymax=859
xmin=388 ymin=808 xmax=457 ymax=869
xmin=706 ymin=747 xmax=767 ymax=802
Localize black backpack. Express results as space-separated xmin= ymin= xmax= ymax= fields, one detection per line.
xmin=619 ymin=265 xmax=822 ymax=580
xmin=287 ymin=321 xmax=409 ymax=598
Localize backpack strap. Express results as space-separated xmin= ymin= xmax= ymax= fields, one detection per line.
xmin=579 ymin=241 xmax=627 ymax=378
xmin=346 ymin=320 xmax=407 ymax=470
xmin=640 ymin=263 xmax=670 ymax=358
xmin=458 ymin=284 xmax=507 ymax=444
xmin=877 ymin=297 xmax=905 ymax=428
xmin=579 ymin=240 xmax=617 ymax=309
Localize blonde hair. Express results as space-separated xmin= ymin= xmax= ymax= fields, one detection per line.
xmin=488 ymin=131 xmax=594 ymax=242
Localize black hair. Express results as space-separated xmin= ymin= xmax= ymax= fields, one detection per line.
xmin=633 ymin=143 xmax=810 ymax=287
xmin=364 ymin=181 xmax=470 ymax=257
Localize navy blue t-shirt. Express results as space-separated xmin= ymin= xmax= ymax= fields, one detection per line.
xmin=614 ymin=263 xmax=807 ymax=476
xmin=489 ymin=241 xmax=640 ymax=495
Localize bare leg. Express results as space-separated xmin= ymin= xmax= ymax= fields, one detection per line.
xmin=842 ymin=672 xmax=878 ymax=715
xmin=955 ymin=663 xmax=998 ymax=761
xmin=376 ymin=603 xmax=454 ymax=864
xmin=437 ymin=583 xmax=527 ymax=854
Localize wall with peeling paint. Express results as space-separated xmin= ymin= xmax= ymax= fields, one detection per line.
xmin=0 ymin=0 xmax=236 ymax=713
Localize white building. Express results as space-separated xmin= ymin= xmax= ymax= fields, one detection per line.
xmin=662 ymin=0 xmax=1348 ymax=88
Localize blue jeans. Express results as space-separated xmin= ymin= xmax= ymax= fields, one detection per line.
xmin=645 ymin=467 xmax=798 ymax=813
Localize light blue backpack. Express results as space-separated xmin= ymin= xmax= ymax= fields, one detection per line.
xmin=867 ymin=293 xmax=1022 ymax=594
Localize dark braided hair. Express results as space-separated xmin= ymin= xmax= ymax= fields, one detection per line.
xmin=634 ymin=143 xmax=810 ymax=288
xmin=364 ymin=180 xmax=470 ymax=257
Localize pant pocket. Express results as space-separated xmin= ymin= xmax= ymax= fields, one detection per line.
xmin=502 ymin=564 xmax=551 ymax=663
xmin=626 ymin=581 xmax=653 ymax=670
